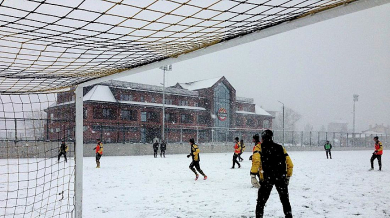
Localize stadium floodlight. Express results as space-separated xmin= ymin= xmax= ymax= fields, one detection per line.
xmin=160 ymin=65 xmax=172 ymax=141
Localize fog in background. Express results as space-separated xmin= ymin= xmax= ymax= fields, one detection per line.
xmin=122 ymin=4 xmax=390 ymax=132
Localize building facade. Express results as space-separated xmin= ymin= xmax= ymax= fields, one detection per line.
xmin=46 ymin=77 xmax=273 ymax=143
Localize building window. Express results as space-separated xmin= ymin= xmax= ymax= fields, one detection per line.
xmin=180 ymin=100 xmax=188 ymax=106
xmin=93 ymin=108 xmax=116 ymax=120
xmin=83 ymin=108 xmax=88 ymax=119
xmin=236 ymin=118 xmax=243 ymax=126
xmin=151 ymin=97 xmax=156 ymax=103
xmin=121 ymin=110 xmax=137 ymax=121
xmin=164 ymin=99 xmax=173 ymax=105
xmin=140 ymin=96 xmax=144 ymax=102
xmin=263 ymin=120 xmax=270 ymax=129
xmin=246 ymin=118 xmax=256 ymax=127
xmin=181 ymin=114 xmax=193 ymax=124
xmin=194 ymin=102 xmax=198 ymax=107
xmin=165 ymin=113 xmax=176 ymax=123
xmin=197 ymin=115 xmax=207 ymax=124
xmin=120 ymin=94 xmax=133 ymax=101
xmin=147 ymin=111 xmax=159 ymax=122
xmin=141 ymin=112 xmax=147 ymax=122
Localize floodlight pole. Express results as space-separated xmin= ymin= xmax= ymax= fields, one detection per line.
xmin=353 ymin=94 xmax=359 ymax=146
xmin=160 ymin=65 xmax=172 ymax=141
xmin=278 ymin=101 xmax=285 ymax=146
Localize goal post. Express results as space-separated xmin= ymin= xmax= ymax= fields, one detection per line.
xmin=75 ymin=87 xmax=84 ymax=218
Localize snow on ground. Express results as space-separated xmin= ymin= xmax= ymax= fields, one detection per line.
xmin=83 ymin=150 xmax=390 ymax=218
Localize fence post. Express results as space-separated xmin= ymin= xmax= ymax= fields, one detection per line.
xmin=347 ymin=133 xmax=349 ymax=147
xmin=309 ymin=131 xmax=312 ymax=146
xmin=196 ymin=126 xmax=199 ymax=144
xmin=180 ymin=128 xmax=183 ymax=144
xmin=317 ymin=132 xmax=320 ymax=146
xmin=301 ymin=131 xmax=303 ymax=146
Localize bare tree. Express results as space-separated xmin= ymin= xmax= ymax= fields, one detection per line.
xmin=25 ymin=110 xmax=46 ymax=140
xmin=273 ymin=107 xmax=302 ymax=131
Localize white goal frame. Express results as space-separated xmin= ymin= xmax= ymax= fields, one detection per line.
xmin=74 ymin=0 xmax=390 ymax=217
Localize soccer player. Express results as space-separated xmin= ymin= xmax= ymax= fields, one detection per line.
xmin=324 ymin=140 xmax=332 ymax=159
xmin=153 ymin=140 xmax=159 ymax=158
xmin=93 ymin=139 xmax=103 ymax=168
xmin=238 ymin=139 xmax=245 ymax=162
xmin=58 ymin=140 xmax=68 ymax=163
xmin=160 ymin=140 xmax=166 ymax=158
xmin=231 ymin=137 xmax=241 ymax=169
xmin=251 ymin=130 xmax=294 ymax=218
xmin=370 ymin=136 xmax=383 ymax=171
xmin=187 ymin=138 xmax=207 ymax=180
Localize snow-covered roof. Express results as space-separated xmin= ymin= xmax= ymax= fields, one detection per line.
xmin=177 ymin=77 xmax=221 ymax=91
xmin=84 ymin=85 xmax=117 ymax=103
xmin=101 ymin=80 xmax=199 ymax=97
xmin=236 ymin=105 xmax=272 ymax=117
xmin=119 ymin=101 xmax=206 ymax=111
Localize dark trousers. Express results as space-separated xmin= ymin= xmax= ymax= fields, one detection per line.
xmin=232 ymin=153 xmax=240 ymax=168
xmin=58 ymin=152 xmax=67 ymax=162
xmin=371 ymin=154 xmax=382 ymax=170
xmin=95 ymin=153 xmax=102 ymax=167
xmin=154 ymin=149 xmax=158 ymax=158
xmin=160 ymin=150 xmax=165 ymax=157
xmin=189 ymin=161 xmax=206 ymax=176
xmin=238 ymin=152 xmax=243 ymax=162
xmin=256 ymin=177 xmax=292 ymax=218
xmin=325 ymin=150 xmax=332 ymax=159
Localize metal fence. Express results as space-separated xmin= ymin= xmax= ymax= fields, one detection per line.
xmin=1 ymin=118 xmax=388 ymax=148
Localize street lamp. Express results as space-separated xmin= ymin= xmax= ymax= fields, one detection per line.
xmin=278 ymin=101 xmax=285 ymax=146
xmin=159 ymin=64 xmax=172 ymax=141
xmin=353 ymin=94 xmax=359 ymax=146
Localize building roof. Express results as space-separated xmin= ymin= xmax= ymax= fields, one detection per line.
xmin=100 ymin=80 xmax=199 ymax=97
xmin=236 ymin=105 xmax=272 ymax=117
xmin=118 ymin=101 xmax=206 ymax=111
xmin=177 ymin=77 xmax=221 ymax=91
xmin=84 ymin=85 xmax=117 ymax=102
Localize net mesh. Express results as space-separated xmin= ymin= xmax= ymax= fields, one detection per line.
xmin=0 ymin=0 xmax=356 ymax=94
xmin=0 ymin=94 xmax=75 ymax=217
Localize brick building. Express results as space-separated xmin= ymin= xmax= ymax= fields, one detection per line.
xmin=46 ymin=77 xmax=273 ymax=143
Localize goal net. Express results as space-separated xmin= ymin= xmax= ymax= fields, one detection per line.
xmin=0 ymin=94 xmax=75 ymax=217
xmin=0 ymin=0 xmax=383 ymax=217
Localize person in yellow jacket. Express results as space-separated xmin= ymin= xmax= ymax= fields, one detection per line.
xmin=93 ymin=139 xmax=103 ymax=168
xmin=238 ymin=139 xmax=245 ymax=162
xmin=57 ymin=140 xmax=68 ymax=163
xmin=251 ymin=130 xmax=294 ymax=218
xmin=187 ymin=138 xmax=207 ymax=181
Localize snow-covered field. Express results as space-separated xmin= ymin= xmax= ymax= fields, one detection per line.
xmin=83 ymin=150 xmax=389 ymax=218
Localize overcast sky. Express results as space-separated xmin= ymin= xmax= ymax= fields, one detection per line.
xmin=121 ymin=3 xmax=390 ymax=132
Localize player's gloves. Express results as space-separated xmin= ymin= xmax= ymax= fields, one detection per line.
xmin=187 ymin=154 xmax=190 ymax=158
xmin=249 ymin=155 xmax=252 ymax=161
xmin=286 ymin=177 xmax=291 ymax=186
xmin=251 ymin=174 xmax=260 ymax=188
xmin=93 ymin=148 xmax=96 ymax=150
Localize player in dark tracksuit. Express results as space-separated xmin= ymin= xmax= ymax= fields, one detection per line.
xmin=187 ymin=138 xmax=207 ymax=181
xmin=58 ymin=141 xmax=68 ymax=163
xmin=252 ymin=130 xmax=294 ymax=218
xmin=160 ymin=140 xmax=166 ymax=158
xmin=153 ymin=141 xmax=159 ymax=158
xmin=324 ymin=140 xmax=332 ymax=159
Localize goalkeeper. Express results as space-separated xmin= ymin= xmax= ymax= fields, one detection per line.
xmin=250 ymin=131 xmax=294 ymax=218
xmin=58 ymin=140 xmax=68 ymax=163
